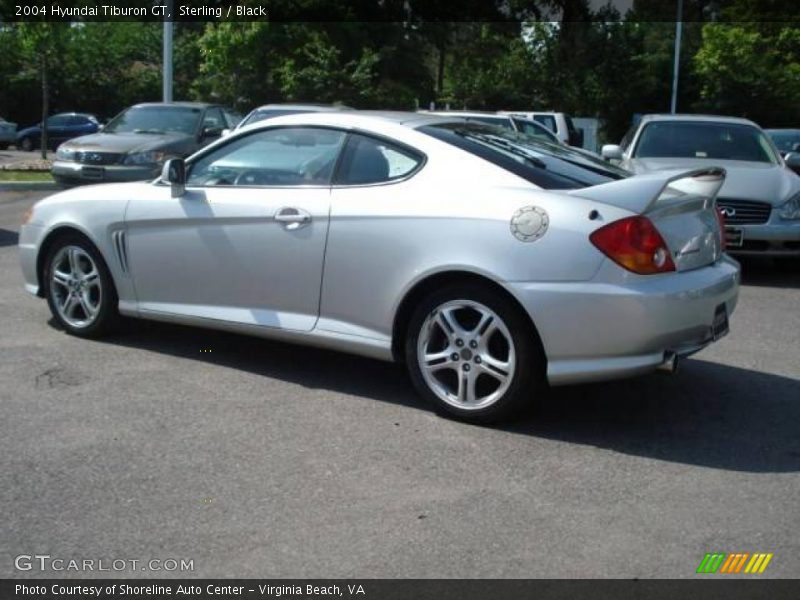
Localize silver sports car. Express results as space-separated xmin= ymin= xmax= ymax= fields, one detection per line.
xmin=19 ymin=112 xmax=740 ymax=422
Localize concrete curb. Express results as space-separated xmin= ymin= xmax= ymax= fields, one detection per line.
xmin=0 ymin=181 xmax=59 ymax=192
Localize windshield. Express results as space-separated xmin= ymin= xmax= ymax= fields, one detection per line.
xmin=104 ymin=106 xmax=203 ymax=135
xmin=419 ymin=122 xmax=628 ymax=189
xmin=634 ymin=121 xmax=779 ymax=164
xmin=767 ymin=131 xmax=800 ymax=154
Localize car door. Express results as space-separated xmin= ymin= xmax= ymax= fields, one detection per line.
xmin=124 ymin=126 xmax=347 ymax=332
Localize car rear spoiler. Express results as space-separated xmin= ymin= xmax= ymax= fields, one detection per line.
xmin=568 ymin=167 xmax=726 ymax=215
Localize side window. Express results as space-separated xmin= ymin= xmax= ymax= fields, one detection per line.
xmin=187 ymin=127 xmax=346 ymax=187
xmin=513 ymin=118 xmax=554 ymax=141
xmin=469 ymin=117 xmax=514 ymax=130
xmin=334 ymin=134 xmax=423 ymax=185
xmin=533 ymin=115 xmax=557 ymax=133
xmin=47 ymin=115 xmax=68 ymax=127
xmin=202 ymin=108 xmax=225 ymax=132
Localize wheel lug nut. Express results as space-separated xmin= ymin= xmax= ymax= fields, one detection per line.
xmin=451 ymin=353 xmax=459 ymax=361
xmin=469 ymin=340 xmax=478 ymax=349
xmin=455 ymin=339 xmax=464 ymax=347
xmin=474 ymin=356 xmax=482 ymax=364
xmin=463 ymin=364 xmax=471 ymax=372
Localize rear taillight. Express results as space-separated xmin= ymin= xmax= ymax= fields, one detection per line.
xmin=590 ymin=216 xmax=676 ymax=275
xmin=715 ymin=203 xmax=726 ymax=250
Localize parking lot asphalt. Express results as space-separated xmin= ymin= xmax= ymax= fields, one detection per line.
xmin=1 ymin=190 xmax=799 ymax=579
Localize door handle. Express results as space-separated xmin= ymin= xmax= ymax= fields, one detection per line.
xmin=274 ymin=207 xmax=311 ymax=230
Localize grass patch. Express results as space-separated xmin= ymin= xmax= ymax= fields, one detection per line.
xmin=0 ymin=170 xmax=53 ymax=182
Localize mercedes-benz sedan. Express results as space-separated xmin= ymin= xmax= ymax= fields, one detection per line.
xmin=19 ymin=112 xmax=739 ymax=422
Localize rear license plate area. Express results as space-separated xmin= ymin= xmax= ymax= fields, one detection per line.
xmin=725 ymin=227 xmax=743 ymax=248
xmin=712 ymin=303 xmax=729 ymax=341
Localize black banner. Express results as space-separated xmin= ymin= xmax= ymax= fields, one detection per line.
xmin=3 ymin=580 xmax=800 ymax=600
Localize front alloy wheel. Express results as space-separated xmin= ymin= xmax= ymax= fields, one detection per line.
xmin=44 ymin=235 xmax=120 ymax=338
xmin=406 ymin=284 xmax=542 ymax=422
xmin=50 ymin=245 xmax=102 ymax=329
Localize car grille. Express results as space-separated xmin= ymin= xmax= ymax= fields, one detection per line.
xmin=716 ymin=198 xmax=772 ymax=225
xmin=74 ymin=151 xmax=123 ymax=165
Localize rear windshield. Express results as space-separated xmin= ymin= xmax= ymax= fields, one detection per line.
xmin=419 ymin=122 xmax=629 ymax=189
xmin=634 ymin=121 xmax=779 ymax=164
xmin=104 ymin=106 xmax=202 ymax=135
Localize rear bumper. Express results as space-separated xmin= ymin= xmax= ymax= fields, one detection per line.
xmin=726 ymin=215 xmax=800 ymax=256
xmin=52 ymin=161 xmax=159 ymax=184
xmin=508 ymin=256 xmax=740 ymax=386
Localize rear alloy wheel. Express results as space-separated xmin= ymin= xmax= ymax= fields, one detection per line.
xmin=405 ymin=284 xmax=542 ymax=423
xmin=43 ymin=236 xmax=120 ymax=338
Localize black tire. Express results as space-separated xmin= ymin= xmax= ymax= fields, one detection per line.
xmin=0 ymin=142 xmax=8 ymax=150
xmin=42 ymin=233 xmax=121 ymax=338
xmin=20 ymin=136 xmax=34 ymax=152
xmin=404 ymin=283 xmax=545 ymax=423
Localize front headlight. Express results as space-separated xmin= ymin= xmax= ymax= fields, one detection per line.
xmin=779 ymin=192 xmax=800 ymax=220
xmin=124 ymin=151 xmax=166 ymax=166
xmin=56 ymin=147 xmax=75 ymax=161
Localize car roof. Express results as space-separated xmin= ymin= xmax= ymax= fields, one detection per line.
xmin=765 ymin=128 xmax=800 ymax=134
xmin=423 ymin=111 xmax=508 ymax=119
xmin=640 ymin=113 xmax=759 ymax=127
xmin=249 ymin=104 xmax=352 ymax=112
xmin=235 ymin=110 xmax=471 ymax=133
xmin=131 ymin=102 xmax=217 ymax=109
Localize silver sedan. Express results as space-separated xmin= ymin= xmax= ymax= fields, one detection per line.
xmin=19 ymin=112 xmax=740 ymax=422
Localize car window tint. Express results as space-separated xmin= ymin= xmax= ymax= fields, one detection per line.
xmin=335 ymin=134 xmax=423 ymax=185
xmin=420 ymin=122 xmax=629 ymax=190
xmin=187 ymin=127 xmax=346 ymax=187
xmin=468 ymin=116 xmax=514 ymax=130
xmin=47 ymin=115 xmax=69 ymax=126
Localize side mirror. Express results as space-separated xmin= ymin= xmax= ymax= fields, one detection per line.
xmin=221 ymin=128 xmax=231 ymax=137
xmin=601 ymin=144 xmax=623 ymax=161
xmin=785 ymin=152 xmax=800 ymax=171
xmin=161 ymin=158 xmax=186 ymax=198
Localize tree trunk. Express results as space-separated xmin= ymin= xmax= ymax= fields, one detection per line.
xmin=40 ymin=54 xmax=48 ymax=160
xmin=437 ymin=43 xmax=446 ymax=97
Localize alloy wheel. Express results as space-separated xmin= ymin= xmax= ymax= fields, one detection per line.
xmin=49 ymin=245 xmax=103 ymax=329
xmin=416 ymin=300 xmax=517 ymax=410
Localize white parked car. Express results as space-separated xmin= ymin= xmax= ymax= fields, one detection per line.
xmin=602 ymin=114 xmax=800 ymax=258
xmin=499 ymin=111 xmax=584 ymax=147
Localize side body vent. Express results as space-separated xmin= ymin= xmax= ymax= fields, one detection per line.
xmin=111 ymin=230 xmax=129 ymax=273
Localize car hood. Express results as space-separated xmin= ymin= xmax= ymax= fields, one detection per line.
xmin=627 ymin=157 xmax=800 ymax=205
xmin=61 ymin=132 xmax=192 ymax=154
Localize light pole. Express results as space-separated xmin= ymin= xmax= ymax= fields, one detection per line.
xmin=670 ymin=0 xmax=683 ymax=114
xmin=162 ymin=0 xmax=173 ymax=103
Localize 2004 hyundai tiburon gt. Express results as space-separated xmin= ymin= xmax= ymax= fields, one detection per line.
xmin=19 ymin=112 xmax=740 ymax=422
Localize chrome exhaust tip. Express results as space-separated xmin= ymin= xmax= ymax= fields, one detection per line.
xmin=656 ymin=352 xmax=679 ymax=374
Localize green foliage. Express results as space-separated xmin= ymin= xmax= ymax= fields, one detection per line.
xmin=0 ymin=11 xmax=798 ymax=146
xmin=693 ymin=23 xmax=800 ymax=126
